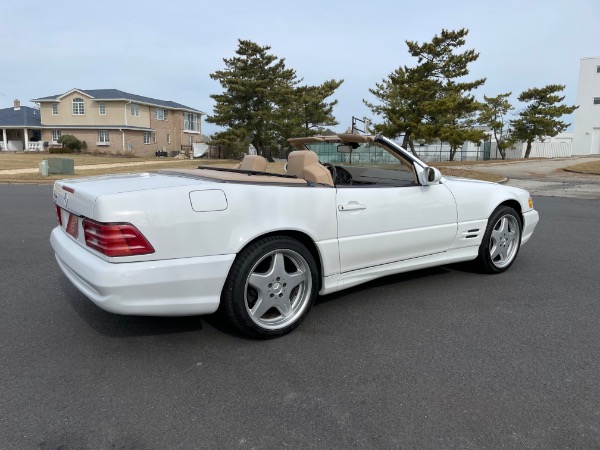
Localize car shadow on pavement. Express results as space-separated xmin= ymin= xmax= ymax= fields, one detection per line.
xmin=59 ymin=276 xmax=205 ymax=338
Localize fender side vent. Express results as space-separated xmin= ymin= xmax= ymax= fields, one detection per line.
xmin=466 ymin=234 xmax=478 ymax=239
xmin=467 ymin=229 xmax=480 ymax=233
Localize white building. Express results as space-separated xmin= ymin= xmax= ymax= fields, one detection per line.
xmin=572 ymin=57 xmax=600 ymax=155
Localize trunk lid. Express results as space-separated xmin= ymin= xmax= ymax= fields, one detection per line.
xmin=53 ymin=172 xmax=209 ymax=218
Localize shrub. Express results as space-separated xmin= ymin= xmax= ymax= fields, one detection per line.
xmin=57 ymin=134 xmax=83 ymax=152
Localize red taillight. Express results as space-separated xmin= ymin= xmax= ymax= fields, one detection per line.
xmin=56 ymin=205 xmax=63 ymax=226
xmin=82 ymin=219 xmax=155 ymax=257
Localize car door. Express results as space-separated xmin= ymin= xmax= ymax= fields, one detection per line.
xmin=336 ymin=173 xmax=457 ymax=273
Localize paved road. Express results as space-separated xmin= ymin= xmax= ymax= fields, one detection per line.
xmin=1 ymin=185 xmax=599 ymax=449
xmin=455 ymin=157 xmax=600 ymax=200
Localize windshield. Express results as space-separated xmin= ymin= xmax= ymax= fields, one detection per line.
xmin=306 ymin=141 xmax=413 ymax=172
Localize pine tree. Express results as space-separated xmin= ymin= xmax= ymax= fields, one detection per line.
xmin=207 ymin=40 xmax=300 ymax=160
xmin=295 ymin=80 xmax=343 ymax=133
xmin=510 ymin=85 xmax=578 ymax=158
xmin=365 ymin=28 xmax=486 ymax=159
xmin=478 ymin=93 xmax=516 ymax=160
xmin=208 ymin=40 xmax=342 ymax=159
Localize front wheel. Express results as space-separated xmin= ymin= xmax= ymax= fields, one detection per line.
xmin=476 ymin=206 xmax=522 ymax=274
xmin=220 ymin=236 xmax=318 ymax=339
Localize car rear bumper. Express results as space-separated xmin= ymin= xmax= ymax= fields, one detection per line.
xmin=50 ymin=227 xmax=235 ymax=316
xmin=521 ymin=209 xmax=539 ymax=246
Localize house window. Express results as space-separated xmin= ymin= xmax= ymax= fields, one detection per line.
xmin=99 ymin=102 xmax=106 ymax=115
xmin=143 ymin=132 xmax=150 ymax=144
xmin=98 ymin=130 xmax=110 ymax=145
xmin=594 ymin=98 xmax=600 ymax=105
xmin=52 ymin=103 xmax=58 ymax=115
xmin=167 ymin=134 xmax=171 ymax=144
xmin=152 ymin=132 xmax=157 ymax=144
xmin=597 ymin=66 xmax=600 ymax=73
xmin=51 ymin=130 xmax=61 ymax=142
xmin=131 ymin=104 xmax=140 ymax=116
xmin=72 ymin=98 xmax=85 ymax=115
xmin=184 ymin=112 xmax=200 ymax=131
xmin=155 ymin=108 xmax=168 ymax=120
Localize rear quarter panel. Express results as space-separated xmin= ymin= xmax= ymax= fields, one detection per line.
xmin=93 ymin=183 xmax=339 ymax=272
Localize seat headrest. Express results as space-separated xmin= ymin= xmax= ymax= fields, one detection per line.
xmin=287 ymin=150 xmax=333 ymax=186
xmin=239 ymin=154 xmax=267 ymax=172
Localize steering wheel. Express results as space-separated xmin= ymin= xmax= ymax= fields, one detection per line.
xmin=323 ymin=163 xmax=337 ymax=185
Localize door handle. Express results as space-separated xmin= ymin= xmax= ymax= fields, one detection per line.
xmin=338 ymin=203 xmax=366 ymax=211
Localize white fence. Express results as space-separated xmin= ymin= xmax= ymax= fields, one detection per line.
xmin=514 ymin=142 xmax=573 ymax=158
xmin=412 ymin=141 xmax=573 ymax=161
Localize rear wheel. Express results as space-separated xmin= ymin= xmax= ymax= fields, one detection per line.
xmin=221 ymin=236 xmax=318 ymax=339
xmin=476 ymin=206 xmax=522 ymax=274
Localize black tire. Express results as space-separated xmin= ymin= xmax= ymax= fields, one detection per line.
xmin=476 ymin=205 xmax=522 ymax=274
xmin=221 ymin=236 xmax=318 ymax=339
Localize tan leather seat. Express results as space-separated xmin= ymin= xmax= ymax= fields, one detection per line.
xmin=233 ymin=154 xmax=268 ymax=172
xmin=287 ymin=150 xmax=333 ymax=186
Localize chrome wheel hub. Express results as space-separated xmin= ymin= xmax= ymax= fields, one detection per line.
xmin=489 ymin=214 xmax=521 ymax=268
xmin=244 ymin=249 xmax=312 ymax=330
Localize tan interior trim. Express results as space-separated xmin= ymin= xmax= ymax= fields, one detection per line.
xmin=336 ymin=134 xmax=375 ymax=143
xmin=159 ymin=169 xmax=308 ymax=184
xmin=287 ymin=134 xmax=375 ymax=146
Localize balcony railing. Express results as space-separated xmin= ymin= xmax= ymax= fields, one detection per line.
xmin=27 ymin=142 xmax=45 ymax=151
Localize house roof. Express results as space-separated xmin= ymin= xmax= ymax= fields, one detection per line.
xmin=32 ymin=89 xmax=204 ymax=114
xmin=0 ymin=106 xmax=42 ymax=127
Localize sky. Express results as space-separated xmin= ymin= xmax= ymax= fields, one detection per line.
xmin=1 ymin=0 xmax=598 ymax=135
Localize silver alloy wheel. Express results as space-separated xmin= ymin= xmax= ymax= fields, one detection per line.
xmin=244 ymin=249 xmax=313 ymax=330
xmin=489 ymin=214 xmax=521 ymax=269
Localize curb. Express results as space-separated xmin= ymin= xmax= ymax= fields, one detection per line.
xmin=563 ymin=168 xmax=600 ymax=176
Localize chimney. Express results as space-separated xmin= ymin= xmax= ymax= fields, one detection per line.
xmin=14 ymin=99 xmax=21 ymax=110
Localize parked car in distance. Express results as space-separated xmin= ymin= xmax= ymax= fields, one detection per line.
xmin=50 ymin=134 xmax=539 ymax=338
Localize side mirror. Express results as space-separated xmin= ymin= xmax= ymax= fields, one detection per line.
xmin=425 ymin=167 xmax=442 ymax=184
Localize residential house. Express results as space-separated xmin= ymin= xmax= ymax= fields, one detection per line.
xmin=572 ymin=57 xmax=600 ymax=155
xmin=31 ymin=89 xmax=204 ymax=156
xmin=0 ymin=100 xmax=44 ymax=151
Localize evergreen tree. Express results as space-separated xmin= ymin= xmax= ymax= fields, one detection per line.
xmin=207 ymin=40 xmax=300 ymax=160
xmin=209 ymin=128 xmax=249 ymax=159
xmin=208 ymin=39 xmax=342 ymax=159
xmin=295 ymin=80 xmax=343 ymax=133
xmin=365 ymin=28 xmax=485 ymax=159
xmin=274 ymin=80 xmax=343 ymax=150
xmin=510 ymin=85 xmax=577 ymax=158
xmin=478 ymin=93 xmax=516 ymax=160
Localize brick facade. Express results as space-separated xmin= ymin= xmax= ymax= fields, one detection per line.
xmin=33 ymin=89 xmax=203 ymax=157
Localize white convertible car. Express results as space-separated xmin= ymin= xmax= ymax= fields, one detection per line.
xmin=51 ymin=134 xmax=539 ymax=338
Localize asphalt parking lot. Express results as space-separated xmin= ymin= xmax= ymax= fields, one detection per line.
xmin=1 ymin=184 xmax=599 ymax=449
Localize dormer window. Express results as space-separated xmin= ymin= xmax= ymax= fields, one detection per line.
xmin=72 ymin=98 xmax=85 ymax=115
